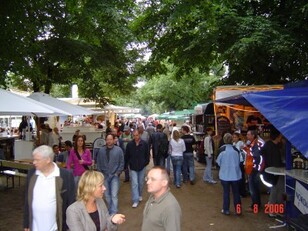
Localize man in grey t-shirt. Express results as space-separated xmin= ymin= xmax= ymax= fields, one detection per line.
xmin=142 ymin=166 xmax=181 ymax=231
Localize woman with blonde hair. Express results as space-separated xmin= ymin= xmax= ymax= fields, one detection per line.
xmin=169 ymin=130 xmax=186 ymax=188
xmin=66 ymin=171 xmax=125 ymax=231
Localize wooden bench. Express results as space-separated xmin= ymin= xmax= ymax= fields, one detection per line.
xmin=0 ymin=160 xmax=33 ymax=189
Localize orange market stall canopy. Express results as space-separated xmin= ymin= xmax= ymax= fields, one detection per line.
xmin=217 ymin=86 xmax=308 ymax=158
xmin=213 ymin=85 xmax=283 ymax=135
xmin=216 ymin=83 xmax=308 ymax=224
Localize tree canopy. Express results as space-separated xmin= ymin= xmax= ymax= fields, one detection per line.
xmin=115 ymin=61 xmax=222 ymax=114
xmin=0 ymin=0 xmax=307 ymax=109
xmin=0 ymin=0 xmax=138 ymax=105
xmin=132 ymin=0 xmax=308 ymax=84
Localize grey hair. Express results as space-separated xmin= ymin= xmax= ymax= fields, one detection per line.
xmin=223 ymin=133 xmax=233 ymax=144
xmin=33 ymin=145 xmax=54 ymax=161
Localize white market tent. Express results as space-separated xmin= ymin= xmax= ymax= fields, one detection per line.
xmin=58 ymin=98 xmax=141 ymax=115
xmin=28 ymin=92 xmax=96 ymax=116
xmin=102 ymin=104 xmax=141 ymax=114
xmin=0 ymin=89 xmax=56 ymax=116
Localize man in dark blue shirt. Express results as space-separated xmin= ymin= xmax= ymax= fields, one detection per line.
xmin=126 ymin=130 xmax=150 ymax=208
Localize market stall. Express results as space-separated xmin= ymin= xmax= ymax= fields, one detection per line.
xmin=192 ymin=103 xmax=215 ymax=133
xmin=60 ymin=125 xmax=103 ymax=143
xmin=0 ymin=89 xmax=56 ymax=160
xmin=213 ymin=85 xmax=283 ymax=136
xmin=216 ymin=84 xmax=308 ymax=228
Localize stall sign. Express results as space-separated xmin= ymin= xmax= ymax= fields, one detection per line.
xmin=294 ymin=181 xmax=308 ymax=214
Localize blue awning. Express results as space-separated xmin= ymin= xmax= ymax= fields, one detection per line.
xmin=217 ymin=86 xmax=308 ymax=158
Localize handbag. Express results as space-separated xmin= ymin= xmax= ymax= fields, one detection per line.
xmin=75 ymin=150 xmax=89 ymax=170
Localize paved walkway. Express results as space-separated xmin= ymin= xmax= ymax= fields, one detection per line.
xmin=0 ymin=161 xmax=287 ymax=231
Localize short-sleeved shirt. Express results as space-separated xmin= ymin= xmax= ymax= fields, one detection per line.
xmin=32 ymin=163 xmax=60 ymax=231
xmin=181 ymin=134 xmax=196 ymax=153
xmin=142 ymin=189 xmax=181 ymax=231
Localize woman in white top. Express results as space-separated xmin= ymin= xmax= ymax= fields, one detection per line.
xmin=169 ymin=130 xmax=186 ymax=188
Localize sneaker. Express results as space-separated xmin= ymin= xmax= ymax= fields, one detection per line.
xmin=268 ymin=213 xmax=277 ymax=218
xmin=190 ymin=179 xmax=196 ymax=185
xmin=132 ymin=202 xmax=139 ymax=208
xmin=221 ymin=209 xmax=230 ymax=215
xmin=176 ymin=185 xmax=181 ymax=188
xmin=139 ymin=196 xmax=143 ymax=202
xmin=209 ymin=180 xmax=217 ymax=184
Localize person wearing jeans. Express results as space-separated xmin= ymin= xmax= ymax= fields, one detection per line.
xmin=171 ymin=156 xmax=184 ymax=187
xmin=248 ymin=171 xmax=261 ymax=210
xmin=181 ymin=125 xmax=196 ymax=184
xmin=126 ymin=130 xmax=150 ymax=208
xmin=149 ymin=124 xmax=168 ymax=167
xmin=97 ymin=134 xmax=124 ymax=215
xmin=67 ymin=135 xmax=93 ymax=194
xmin=216 ymin=133 xmax=242 ymax=215
xmin=130 ymin=166 xmax=146 ymax=207
xmin=203 ymin=128 xmax=217 ymax=184
xmin=182 ymin=153 xmax=194 ymax=182
xmin=244 ymin=129 xmax=264 ymax=212
xmin=169 ymin=130 xmax=186 ymax=188
xmin=165 ymin=154 xmax=171 ymax=174
xmin=102 ymin=174 xmax=120 ymax=215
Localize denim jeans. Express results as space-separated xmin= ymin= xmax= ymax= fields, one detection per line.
xmin=104 ymin=174 xmax=120 ymax=215
xmin=130 ymin=167 xmax=146 ymax=203
xmin=221 ymin=180 xmax=241 ymax=212
xmin=183 ymin=152 xmax=195 ymax=182
xmin=153 ymin=155 xmax=165 ymax=167
xmin=239 ymin=162 xmax=248 ymax=197
xmin=248 ymin=171 xmax=261 ymax=209
xmin=203 ymin=156 xmax=214 ymax=182
xmin=124 ymin=168 xmax=130 ymax=181
xmin=165 ymin=155 xmax=173 ymax=174
xmin=74 ymin=176 xmax=81 ymax=195
xmin=171 ymin=156 xmax=184 ymax=186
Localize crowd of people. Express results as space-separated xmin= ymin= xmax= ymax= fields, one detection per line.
xmin=23 ymin=119 xmax=185 ymax=231
xmin=22 ymin=117 xmax=285 ymax=230
xmin=215 ymin=126 xmax=284 ymax=217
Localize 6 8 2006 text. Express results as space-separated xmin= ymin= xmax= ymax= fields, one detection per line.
xmin=264 ymin=204 xmax=284 ymax=214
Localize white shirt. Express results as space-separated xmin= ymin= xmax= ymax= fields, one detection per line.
xmin=32 ymin=163 xmax=60 ymax=231
xmin=204 ymin=135 xmax=213 ymax=157
xmin=233 ymin=140 xmax=245 ymax=162
xmin=169 ymin=138 xmax=186 ymax=157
